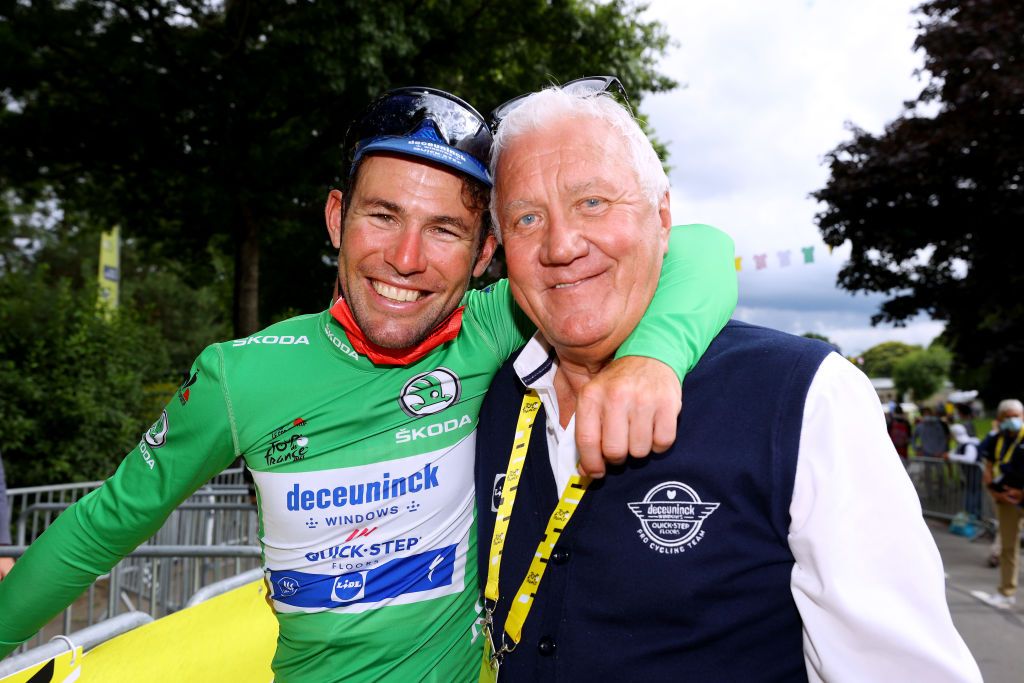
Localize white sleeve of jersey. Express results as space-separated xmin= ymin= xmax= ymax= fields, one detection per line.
xmin=788 ymin=352 xmax=981 ymax=683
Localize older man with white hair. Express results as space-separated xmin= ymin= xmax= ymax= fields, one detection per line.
xmin=978 ymin=398 xmax=1024 ymax=609
xmin=474 ymin=78 xmax=981 ymax=682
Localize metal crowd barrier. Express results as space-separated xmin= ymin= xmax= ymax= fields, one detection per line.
xmin=905 ymin=456 xmax=995 ymax=535
xmin=3 ymin=465 xmax=259 ymax=655
xmin=2 ymin=464 xmax=248 ymax=540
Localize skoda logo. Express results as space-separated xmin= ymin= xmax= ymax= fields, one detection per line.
xmin=144 ymin=410 xmax=169 ymax=449
xmin=398 ymin=368 xmax=461 ymax=417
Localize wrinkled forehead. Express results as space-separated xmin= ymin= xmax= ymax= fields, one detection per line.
xmin=496 ymin=116 xmax=631 ymax=189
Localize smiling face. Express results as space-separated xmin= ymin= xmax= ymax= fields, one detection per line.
xmin=326 ymin=154 xmax=496 ymax=348
xmin=495 ymin=115 xmax=672 ymax=365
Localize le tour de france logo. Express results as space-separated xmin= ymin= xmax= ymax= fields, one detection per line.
xmin=398 ymin=368 xmax=461 ymax=417
xmin=628 ymin=481 xmax=720 ymax=554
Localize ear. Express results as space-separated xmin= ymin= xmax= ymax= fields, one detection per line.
xmin=657 ymin=190 xmax=672 ymax=253
xmin=325 ymin=189 xmax=344 ymax=249
xmin=472 ymin=233 xmax=499 ymax=279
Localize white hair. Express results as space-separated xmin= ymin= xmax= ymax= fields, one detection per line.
xmin=488 ymin=83 xmax=670 ymax=243
xmin=997 ymin=399 xmax=1023 ymax=415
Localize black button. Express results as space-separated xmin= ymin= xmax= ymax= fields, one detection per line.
xmin=551 ymin=548 xmax=571 ymax=565
xmin=538 ymin=636 xmax=556 ymax=656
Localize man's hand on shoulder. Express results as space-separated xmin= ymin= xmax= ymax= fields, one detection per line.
xmin=0 ymin=555 xmax=13 ymax=580
xmin=575 ymin=356 xmax=681 ymax=478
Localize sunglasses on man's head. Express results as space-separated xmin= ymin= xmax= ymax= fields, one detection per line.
xmin=489 ymin=75 xmax=634 ymax=132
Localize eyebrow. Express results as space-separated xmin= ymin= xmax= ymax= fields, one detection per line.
xmin=358 ymin=196 xmax=473 ymax=233
xmin=500 ymin=178 xmax=618 ymax=213
xmin=501 ymin=198 xmax=536 ymax=214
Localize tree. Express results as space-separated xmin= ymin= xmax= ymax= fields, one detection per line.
xmin=860 ymin=341 xmax=921 ymax=378
xmin=0 ymin=0 xmax=675 ymax=337
xmin=813 ymin=0 xmax=1024 ymax=403
xmin=801 ymin=332 xmax=841 ymax=354
xmin=0 ymin=189 xmax=231 ymax=487
xmin=893 ymin=345 xmax=952 ymax=402
xmin=0 ymin=270 xmax=168 ymax=487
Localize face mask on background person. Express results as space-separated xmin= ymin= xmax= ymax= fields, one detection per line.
xmin=1000 ymin=417 xmax=1023 ymax=433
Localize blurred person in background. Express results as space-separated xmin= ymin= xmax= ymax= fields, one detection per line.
xmin=888 ymin=404 xmax=913 ymax=462
xmin=948 ymin=423 xmax=982 ymax=521
xmin=977 ymin=399 xmax=1024 ymax=609
xmin=956 ymin=403 xmax=977 ymax=437
xmin=914 ymin=406 xmax=950 ymax=459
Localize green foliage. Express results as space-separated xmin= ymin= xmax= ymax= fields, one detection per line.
xmin=120 ymin=252 xmax=233 ymax=374
xmin=860 ymin=341 xmax=921 ymax=378
xmin=0 ymin=0 xmax=676 ymax=337
xmin=0 ymin=0 xmax=674 ymax=485
xmin=0 ymin=191 xmax=230 ymax=486
xmin=813 ymin=0 xmax=1024 ymax=403
xmin=0 ymin=271 xmax=168 ymax=487
xmin=893 ymin=345 xmax=952 ymax=402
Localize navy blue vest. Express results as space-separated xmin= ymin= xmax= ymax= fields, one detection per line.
xmin=475 ymin=321 xmax=832 ymax=682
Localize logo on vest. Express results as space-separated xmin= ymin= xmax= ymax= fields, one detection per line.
xmin=491 ymin=473 xmax=506 ymax=512
xmin=628 ymin=481 xmax=719 ymax=554
xmin=398 ymin=368 xmax=461 ymax=417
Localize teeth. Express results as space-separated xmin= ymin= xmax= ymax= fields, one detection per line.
xmin=554 ymin=279 xmax=584 ymax=289
xmin=373 ymin=281 xmax=421 ymax=302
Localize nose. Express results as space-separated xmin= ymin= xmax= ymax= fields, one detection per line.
xmin=385 ymin=227 xmax=428 ymax=275
xmin=540 ymin=208 xmax=587 ymax=266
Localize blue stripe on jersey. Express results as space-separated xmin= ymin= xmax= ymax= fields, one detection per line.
xmin=270 ymin=544 xmax=457 ymax=608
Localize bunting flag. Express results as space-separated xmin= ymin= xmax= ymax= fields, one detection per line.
xmin=732 ymin=244 xmax=833 ymax=274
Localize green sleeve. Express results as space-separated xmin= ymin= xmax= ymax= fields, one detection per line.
xmin=0 ymin=346 xmax=238 ymax=657
xmin=459 ymin=278 xmax=536 ymax=363
xmin=615 ymin=224 xmax=737 ymax=381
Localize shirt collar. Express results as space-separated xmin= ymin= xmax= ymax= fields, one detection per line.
xmin=513 ymin=332 xmax=559 ymax=389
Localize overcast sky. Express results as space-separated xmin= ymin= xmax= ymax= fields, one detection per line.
xmin=641 ymin=0 xmax=942 ymax=357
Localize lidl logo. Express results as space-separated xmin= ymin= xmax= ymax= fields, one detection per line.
xmin=332 ymin=572 xmax=366 ymax=603
xmin=399 ymin=368 xmax=461 ymax=417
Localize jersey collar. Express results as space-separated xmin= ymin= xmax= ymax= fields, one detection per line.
xmin=329 ymin=298 xmax=464 ymax=365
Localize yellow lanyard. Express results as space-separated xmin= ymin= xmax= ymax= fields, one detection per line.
xmin=994 ymin=427 xmax=1024 ymax=477
xmin=480 ymin=390 xmax=591 ymax=681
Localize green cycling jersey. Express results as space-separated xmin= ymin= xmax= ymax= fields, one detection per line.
xmin=0 ymin=225 xmax=737 ymax=682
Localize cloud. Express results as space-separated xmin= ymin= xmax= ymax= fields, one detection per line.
xmin=645 ymin=0 xmax=937 ymax=355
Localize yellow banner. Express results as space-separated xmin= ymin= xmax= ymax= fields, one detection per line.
xmin=80 ymin=579 xmax=276 ymax=682
xmin=0 ymin=646 xmax=82 ymax=683
xmin=97 ymin=226 xmax=120 ymax=312
xmin=3 ymin=580 xmax=277 ymax=683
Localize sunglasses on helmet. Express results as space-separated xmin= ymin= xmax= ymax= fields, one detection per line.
xmin=344 ymin=86 xmax=493 ymax=186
